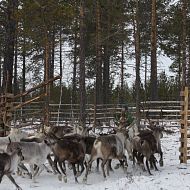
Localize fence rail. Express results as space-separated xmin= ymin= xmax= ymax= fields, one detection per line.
xmin=11 ymin=101 xmax=181 ymax=127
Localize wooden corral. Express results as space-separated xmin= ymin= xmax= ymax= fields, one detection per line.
xmin=179 ymin=87 xmax=190 ymax=163
xmin=11 ymin=101 xmax=181 ymax=129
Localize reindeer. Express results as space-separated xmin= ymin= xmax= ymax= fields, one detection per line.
xmin=44 ymin=134 xmax=85 ymax=183
xmin=6 ymin=140 xmax=52 ymax=182
xmin=132 ymin=130 xmax=159 ymax=175
xmin=0 ymin=128 xmax=28 ymax=152
xmin=83 ymin=129 xmax=128 ymax=182
xmin=0 ymin=139 xmax=24 ymax=190
xmin=147 ymin=121 xmax=164 ymax=167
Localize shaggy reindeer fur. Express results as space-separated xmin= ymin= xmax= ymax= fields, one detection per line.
xmin=0 ymin=147 xmax=24 ymax=190
xmin=6 ymin=141 xmax=52 ymax=182
xmin=83 ymin=130 xmax=128 ymax=182
xmin=132 ymin=131 xmax=158 ymax=175
xmin=45 ymin=137 xmax=85 ymax=183
xmin=0 ymin=128 xmax=28 ymax=152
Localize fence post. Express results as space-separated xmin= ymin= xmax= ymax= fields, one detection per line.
xmin=0 ymin=93 xmax=13 ymax=137
xmin=180 ymin=87 xmax=188 ymax=163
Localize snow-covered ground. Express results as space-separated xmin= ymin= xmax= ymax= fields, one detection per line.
xmin=1 ymin=127 xmax=190 ymax=190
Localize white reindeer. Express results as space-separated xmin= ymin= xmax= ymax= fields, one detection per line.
xmin=0 ymin=128 xmax=28 ymax=152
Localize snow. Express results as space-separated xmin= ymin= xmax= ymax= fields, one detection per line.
xmin=1 ymin=127 xmax=190 ymax=190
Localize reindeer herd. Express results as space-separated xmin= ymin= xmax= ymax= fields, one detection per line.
xmin=0 ymin=120 xmax=164 ymax=190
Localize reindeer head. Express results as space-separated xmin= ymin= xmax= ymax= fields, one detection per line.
xmin=9 ymin=128 xmax=28 ymax=141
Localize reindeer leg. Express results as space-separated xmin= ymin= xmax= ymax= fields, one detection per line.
xmin=7 ymin=174 xmax=22 ymax=190
xmin=18 ymin=163 xmax=31 ymax=178
xmin=101 ymin=159 xmax=107 ymax=179
xmin=159 ymin=151 xmax=163 ymax=167
xmin=58 ymin=161 xmax=67 ymax=183
xmin=0 ymin=171 xmax=4 ymax=183
xmin=157 ymin=142 xmax=163 ymax=167
xmin=150 ymin=155 xmax=158 ymax=171
xmin=122 ymin=155 xmax=128 ymax=173
xmin=108 ymin=159 xmax=113 ymax=172
xmin=29 ymin=164 xmax=36 ymax=183
xmin=78 ymin=160 xmax=85 ymax=176
xmin=149 ymin=159 xmax=154 ymax=169
xmin=132 ymin=150 xmax=137 ymax=166
xmin=146 ymin=159 xmax=152 ymax=175
xmin=42 ymin=164 xmax=52 ymax=173
xmin=72 ymin=163 xmax=78 ymax=183
xmin=106 ymin=160 xmax=110 ymax=176
xmin=83 ymin=158 xmax=94 ymax=182
xmin=54 ymin=158 xmax=61 ymax=175
xmin=47 ymin=154 xmax=57 ymax=174
xmin=58 ymin=161 xmax=66 ymax=174
xmin=33 ymin=165 xmax=40 ymax=177
xmin=96 ymin=158 xmax=100 ymax=172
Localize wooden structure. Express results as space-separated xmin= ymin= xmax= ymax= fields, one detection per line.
xmin=0 ymin=76 xmax=61 ymax=136
xmin=0 ymin=93 xmax=14 ymax=136
xmin=179 ymin=87 xmax=190 ymax=163
xmin=10 ymin=101 xmax=181 ymax=130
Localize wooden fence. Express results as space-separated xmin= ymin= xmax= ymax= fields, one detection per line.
xmin=12 ymin=101 xmax=181 ymax=128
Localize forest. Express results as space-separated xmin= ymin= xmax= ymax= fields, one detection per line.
xmin=0 ymin=0 xmax=189 ymax=124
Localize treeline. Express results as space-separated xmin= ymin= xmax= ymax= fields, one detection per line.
xmin=0 ymin=0 xmax=189 ymax=106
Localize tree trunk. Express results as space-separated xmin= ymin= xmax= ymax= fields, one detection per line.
xmin=44 ymin=34 xmax=50 ymax=127
xmin=103 ymin=0 xmax=110 ymax=105
xmin=22 ymin=33 xmax=26 ymax=102
xmin=79 ymin=0 xmax=86 ymax=127
xmin=13 ymin=33 xmax=18 ymax=95
xmin=103 ymin=46 xmax=110 ymax=104
xmin=95 ymin=0 xmax=102 ymax=105
xmin=59 ymin=28 xmax=62 ymax=85
xmin=72 ymin=23 xmax=78 ymax=104
xmin=181 ymin=0 xmax=187 ymax=88
xmin=21 ymin=33 xmax=26 ymax=122
xmin=120 ymin=39 xmax=124 ymax=104
xmin=3 ymin=0 xmax=18 ymax=93
xmin=150 ymin=0 xmax=158 ymax=100
xmin=50 ymin=29 xmax=55 ymax=90
xmin=144 ymin=54 xmax=148 ymax=102
xmin=134 ymin=0 xmax=141 ymax=126
xmin=177 ymin=37 xmax=181 ymax=97
xmin=0 ymin=52 xmax=2 ymax=94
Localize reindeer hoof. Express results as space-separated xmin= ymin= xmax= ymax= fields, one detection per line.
xmin=114 ymin=164 xmax=120 ymax=169
xmin=83 ymin=177 xmax=87 ymax=183
xmin=159 ymin=160 xmax=163 ymax=167
xmin=76 ymin=172 xmax=81 ymax=177
xmin=58 ymin=174 xmax=62 ymax=181
xmin=63 ymin=176 xmax=67 ymax=183
xmin=68 ymin=164 xmax=72 ymax=170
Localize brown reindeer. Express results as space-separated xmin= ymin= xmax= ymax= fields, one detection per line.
xmin=132 ymin=131 xmax=158 ymax=175
xmin=0 ymin=141 xmax=24 ymax=190
xmin=44 ymin=136 xmax=85 ymax=183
